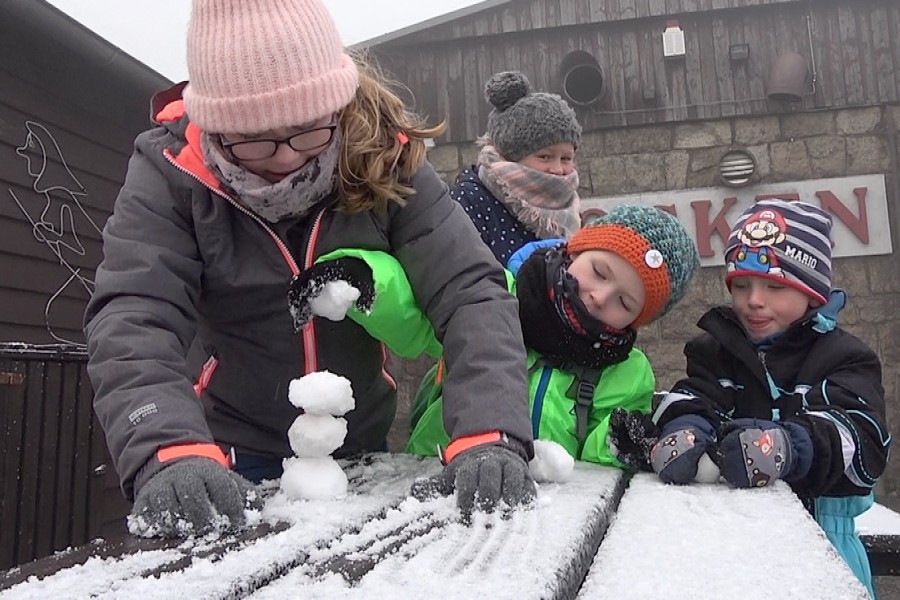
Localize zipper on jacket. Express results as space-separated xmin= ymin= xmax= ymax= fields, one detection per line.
xmin=193 ymin=353 xmax=219 ymax=397
xmin=294 ymin=198 xmax=398 ymax=388
xmin=299 ymin=209 xmax=326 ymax=374
xmin=379 ymin=344 xmax=397 ymax=390
xmin=163 ymin=149 xmax=325 ymax=376
xmin=531 ymin=366 xmax=553 ymax=438
xmin=757 ymin=349 xmax=785 ymax=419
xmin=165 ymin=149 xmax=393 ymax=385
xmin=163 ymin=149 xmax=301 ymax=276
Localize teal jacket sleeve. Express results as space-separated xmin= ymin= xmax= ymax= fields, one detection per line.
xmin=316 ymin=249 xmax=442 ymax=359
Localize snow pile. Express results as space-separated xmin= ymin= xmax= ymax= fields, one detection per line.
xmin=857 ymin=502 xmax=900 ymax=535
xmin=693 ymin=453 xmax=720 ymax=484
xmin=308 ymin=280 xmax=360 ymax=322
xmin=529 ymin=439 xmax=575 ymax=483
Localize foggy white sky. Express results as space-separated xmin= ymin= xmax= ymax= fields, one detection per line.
xmin=44 ymin=0 xmax=487 ymax=82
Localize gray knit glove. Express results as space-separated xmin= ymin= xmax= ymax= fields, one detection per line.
xmin=411 ymin=436 xmax=536 ymax=518
xmin=130 ymin=458 xmax=262 ymax=538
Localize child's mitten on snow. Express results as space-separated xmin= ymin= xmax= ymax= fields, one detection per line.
xmin=411 ymin=434 xmax=536 ymax=518
xmin=287 ymin=257 xmax=375 ymax=331
xmin=131 ymin=457 xmax=261 ymax=538
xmin=608 ymin=407 xmax=658 ymax=471
xmin=717 ymin=418 xmax=812 ymax=488
xmin=651 ymin=415 xmax=717 ymax=484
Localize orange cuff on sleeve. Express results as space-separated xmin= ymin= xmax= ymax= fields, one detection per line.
xmin=440 ymin=430 xmax=502 ymax=465
xmin=157 ymin=443 xmax=231 ymax=468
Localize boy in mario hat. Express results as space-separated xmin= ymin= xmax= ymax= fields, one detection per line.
xmin=648 ymin=198 xmax=889 ymax=596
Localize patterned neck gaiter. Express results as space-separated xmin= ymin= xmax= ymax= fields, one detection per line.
xmin=516 ymin=246 xmax=637 ymax=370
xmin=201 ymin=128 xmax=342 ymax=223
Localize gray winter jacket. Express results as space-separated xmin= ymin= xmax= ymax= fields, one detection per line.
xmin=85 ymin=86 xmax=532 ymax=499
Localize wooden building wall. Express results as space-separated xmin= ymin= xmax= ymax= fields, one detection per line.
xmin=0 ymin=1 xmax=164 ymax=568
xmin=391 ymin=0 xmax=797 ymax=44
xmin=369 ymin=0 xmax=900 ymax=143
xmin=0 ymin=1 xmax=170 ymax=345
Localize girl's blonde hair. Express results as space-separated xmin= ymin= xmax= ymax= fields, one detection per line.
xmin=337 ymin=51 xmax=447 ymax=213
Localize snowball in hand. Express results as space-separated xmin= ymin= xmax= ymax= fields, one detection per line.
xmin=287 ymin=371 xmax=355 ymax=415
xmin=310 ymin=280 xmax=360 ymax=322
xmin=529 ymin=439 xmax=575 ymax=483
xmin=281 ymin=456 xmax=349 ymax=500
xmin=694 ymin=453 xmax=721 ymax=484
xmin=288 ymin=414 xmax=347 ymax=457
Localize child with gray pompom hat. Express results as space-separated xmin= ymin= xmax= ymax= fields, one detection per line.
xmin=451 ymin=71 xmax=584 ymax=266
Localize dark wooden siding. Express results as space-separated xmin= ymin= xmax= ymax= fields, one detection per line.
xmin=0 ymin=1 xmax=170 ymax=345
xmin=0 ymin=344 xmax=128 ymax=570
xmin=390 ymin=0 xmax=798 ymax=46
xmin=370 ymin=0 xmax=900 ymax=143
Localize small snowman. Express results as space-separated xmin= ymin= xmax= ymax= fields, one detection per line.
xmin=281 ymin=370 xmax=356 ymax=500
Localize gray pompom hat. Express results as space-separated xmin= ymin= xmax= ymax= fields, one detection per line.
xmin=483 ymin=71 xmax=582 ymax=162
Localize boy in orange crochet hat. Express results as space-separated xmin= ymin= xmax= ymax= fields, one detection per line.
xmin=407 ymin=204 xmax=700 ymax=469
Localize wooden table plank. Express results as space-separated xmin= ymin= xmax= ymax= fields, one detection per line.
xmin=861 ymin=535 xmax=900 ymax=577
xmin=578 ymin=474 xmax=871 ymax=599
xmin=0 ymin=456 xmax=627 ymax=599
xmin=247 ymin=462 xmax=625 ymax=599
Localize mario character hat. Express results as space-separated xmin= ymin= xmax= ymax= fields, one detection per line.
xmin=724 ymin=199 xmax=833 ymax=304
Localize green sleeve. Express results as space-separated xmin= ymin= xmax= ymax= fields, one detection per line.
xmin=316 ymin=249 xmax=442 ymax=359
xmin=579 ymin=350 xmax=656 ymax=466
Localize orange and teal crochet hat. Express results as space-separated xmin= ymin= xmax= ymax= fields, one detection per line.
xmin=568 ymin=204 xmax=700 ymax=327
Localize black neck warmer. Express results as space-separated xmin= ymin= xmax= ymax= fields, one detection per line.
xmin=515 ymin=246 xmax=637 ymax=370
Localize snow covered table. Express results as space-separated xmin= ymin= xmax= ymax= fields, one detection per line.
xmin=578 ymin=473 xmax=871 ymax=599
xmin=0 ymin=454 xmax=626 ymax=600
xmin=858 ymin=503 xmax=900 ymax=577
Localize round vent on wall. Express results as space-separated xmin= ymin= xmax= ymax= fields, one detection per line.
xmin=559 ymin=51 xmax=605 ymax=106
xmin=718 ymin=149 xmax=756 ymax=187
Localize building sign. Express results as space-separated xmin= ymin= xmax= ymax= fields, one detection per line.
xmin=581 ymin=174 xmax=892 ymax=267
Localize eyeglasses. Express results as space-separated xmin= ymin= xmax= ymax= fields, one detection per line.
xmin=220 ymin=123 xmax=338 ymax=161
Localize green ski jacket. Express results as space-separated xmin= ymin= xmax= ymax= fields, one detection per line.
xmin=329 ymin=248 xmax=655 ymax=466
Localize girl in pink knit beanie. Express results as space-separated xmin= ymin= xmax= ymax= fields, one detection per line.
xmin=85 ymin=0 xmax=537 ymax=539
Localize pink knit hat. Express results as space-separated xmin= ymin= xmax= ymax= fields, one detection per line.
xmin=184 ymin=0 xmax=360 ymax=133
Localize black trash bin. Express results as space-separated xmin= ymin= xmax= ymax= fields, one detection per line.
xmin=0 ymin=343 xmax=128 ymax=570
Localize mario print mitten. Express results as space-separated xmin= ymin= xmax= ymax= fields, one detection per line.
xmin=650 ymin=415 xmax=717 ymax=485
xmin=717 ymin=418 xmax=812 ymax=488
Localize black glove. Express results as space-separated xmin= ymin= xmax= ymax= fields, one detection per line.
xmin=130 ymin=458 xmax=263 ymax=537
xmin=650 ymin=415 xmax=717 ymax=484
xmin=717 ymin=418 xmax=812 ymax=488
xmin=411 ymin=436 xmax=537 ymax=518
xmin=287 ymin=257 xmax=375 ymax=331
xmin=608 ymin=407 xmax=658 ymax=471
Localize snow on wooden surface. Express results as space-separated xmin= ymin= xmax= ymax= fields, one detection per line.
xmin=579 ymin=474 xmax=870 ymax=600
xmin=858 ymin=503 xmax=900 ymax=536
xmin=0 ymin=455 xmax=624 ymax=600
xmin=1 ymin=457 xmax=879 ymax=600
